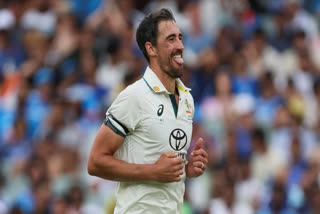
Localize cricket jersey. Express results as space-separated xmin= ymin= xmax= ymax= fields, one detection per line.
xmin=105 ymin=66 xmax=194 ymax=214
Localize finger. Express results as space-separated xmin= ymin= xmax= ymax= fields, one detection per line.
xmin=194 ymin=163 xmax=206 ymax=172
xmin=193 ymin=161 xmax=206 ymax=169
xmin=172 ymin=157 xmax=184 ymax=165
xmin=174 ymin=170 xmax=184 ymax=177
xmin=173 ymin=176 xmax=182 ymax=182
xmin=192 ymin=138 xmax=203 ymax=152
xmin=174 ymin=164 xmax=184 ymax=171
xmin=193 ymin=167 xmax=204 ymax=175
xmin=191 ymin=151 xmax=208 ymax=161
xmin=192 ymin=149 xmax=208 ymax=158
xmin=166 ymin=152 xmax=178 ymax=158
xmin=191 ymin=156 xmax=208 ymax=165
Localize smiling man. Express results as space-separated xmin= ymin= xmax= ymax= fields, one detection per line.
xmin=87 ymin=8 xmax=208 ymax=214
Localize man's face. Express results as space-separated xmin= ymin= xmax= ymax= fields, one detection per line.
xmin=155 ymin=20 xmax=184 ymax=78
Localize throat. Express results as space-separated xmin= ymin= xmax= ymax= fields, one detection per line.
xmin=175 ymin=87 xmax=180 ymax=107
xmin=169 ymin=87 xmax=180 ymax=118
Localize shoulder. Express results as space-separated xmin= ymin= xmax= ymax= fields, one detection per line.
xmin=120 ymin=78 xmax=149 ymax=97
xmin=114 ymin=78 xmax=150 ymax=104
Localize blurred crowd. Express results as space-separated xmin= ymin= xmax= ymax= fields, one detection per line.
xmin=1 ymin=0 xmax=320 ymax=213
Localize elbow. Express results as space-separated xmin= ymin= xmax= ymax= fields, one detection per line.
xmin=87 ymin=166 xmax=95 ymax=176
xmin=87 ymin=157 xmax=98 ymax=176
xmin=87 ymin=152 xmax=114 ymax=180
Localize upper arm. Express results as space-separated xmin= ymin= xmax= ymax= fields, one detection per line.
xmin=89 ymin=124 xmax=124 ymax=158
xmin=87 ymin=123 xmax=124 ymax=176
xmin=106 ymin=85 xmax=142 ymax=135
xmin=89 ymin=84 xmax=141 ymax=167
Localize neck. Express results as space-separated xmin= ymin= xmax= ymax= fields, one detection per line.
xmin=150 ymin=64 xmax=176 ymax=94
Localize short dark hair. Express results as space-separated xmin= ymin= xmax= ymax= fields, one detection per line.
xmin=136 ymin=8 xmax=175 ymax=62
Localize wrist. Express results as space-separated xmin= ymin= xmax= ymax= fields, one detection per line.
xmin=185 ymin=163 xmax=194 ymax=178
xmin=139 ymin=163 xmax=158 ymax=181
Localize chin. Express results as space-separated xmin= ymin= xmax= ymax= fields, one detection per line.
xmin=163 ymin=63 xmax=184 ymax=78
xmin=172 ymin=70 xmax=183 ymax=78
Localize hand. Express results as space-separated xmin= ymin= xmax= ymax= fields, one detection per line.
xmin=153 ymin=152 xmax=184 ymax=183
xmin=186 ymin=138 xmax=208 ymax=178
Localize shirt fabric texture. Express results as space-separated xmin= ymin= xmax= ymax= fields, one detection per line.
xmin=105 ymin=67 xmax=194 ymax=214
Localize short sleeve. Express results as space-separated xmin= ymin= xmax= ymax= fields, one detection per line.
xmin=104 ymin=86 xmax=141 ymax=137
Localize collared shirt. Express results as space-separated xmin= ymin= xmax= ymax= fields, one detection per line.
xmin=105 ymin=67 xmax=194 ymax=214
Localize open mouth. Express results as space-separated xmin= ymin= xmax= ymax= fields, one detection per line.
xmin=173 ymin=54 xmax=184 ymax=65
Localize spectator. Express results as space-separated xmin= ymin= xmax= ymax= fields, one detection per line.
xmin=0 ymin=1 xmax=320 ymax=213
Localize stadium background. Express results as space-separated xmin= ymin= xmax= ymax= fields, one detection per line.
xmin=1 ymin=0 xmax=320 ymax=213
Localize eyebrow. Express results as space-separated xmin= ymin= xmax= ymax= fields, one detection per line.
xmin=166 ymin=33 xmax=183 ymax=40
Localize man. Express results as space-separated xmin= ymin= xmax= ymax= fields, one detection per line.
xmin=87 ymin=8 xmax=208 ymax=214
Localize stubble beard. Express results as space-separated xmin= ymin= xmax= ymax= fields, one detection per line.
xmin=158 ymin=55 xmax=183 ymax=79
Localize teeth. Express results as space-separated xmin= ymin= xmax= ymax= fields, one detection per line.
xmin=173 ymin=54 xmax=184 ymax=65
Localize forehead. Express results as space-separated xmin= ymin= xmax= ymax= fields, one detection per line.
xmin=157 ymin=20 xmax=181 ymax=38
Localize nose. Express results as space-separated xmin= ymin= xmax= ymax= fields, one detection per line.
xmin=176 ymin=39 xmax=184 ymax=51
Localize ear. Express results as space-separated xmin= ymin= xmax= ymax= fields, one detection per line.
xmin=145 ymin=42 xmax=157 ymax=58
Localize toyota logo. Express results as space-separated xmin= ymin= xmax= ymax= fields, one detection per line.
xmin=169 ymin=128 xmax=187 ymax=151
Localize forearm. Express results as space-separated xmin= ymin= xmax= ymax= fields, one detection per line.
xmin=88 ymin=153 xmax=156 ymax=182
xmin=88 ymin=126 xmax=184 ymax=183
